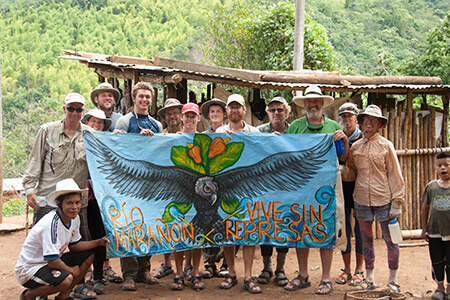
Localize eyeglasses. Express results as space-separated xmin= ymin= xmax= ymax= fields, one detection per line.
xmin=268 ymin=108 xmax=285 ymax=113
xmin=65 ymin=106 xmax=84 ymax=113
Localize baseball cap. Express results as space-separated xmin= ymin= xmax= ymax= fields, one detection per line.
xmin=64 ymin=93 xmax=85 ymax=106
xmin=268 ymin=96 xmax=287 ymax=106
xmin=227 ymin=94 xmax=245 ymax=107
xmin=182 ymin=103 xmax=200 ymax=116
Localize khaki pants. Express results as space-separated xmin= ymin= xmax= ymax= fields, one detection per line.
xmin=120 ymin=256 xmax=151 ymax=279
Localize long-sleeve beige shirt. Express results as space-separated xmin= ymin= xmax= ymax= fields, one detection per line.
xmin=346 ymin=133 xmax=404 ymax=207
xmin=22 ymin=119 xmax=91 ymax=207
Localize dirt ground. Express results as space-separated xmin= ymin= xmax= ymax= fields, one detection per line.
xmin=0 ymin=214 xmax=437 ymax=299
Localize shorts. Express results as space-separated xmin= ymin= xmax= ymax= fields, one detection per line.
xmin=354 ymin=202 xmax=390 ymax=222
xmin=22 ymin=250 xmax=92 ymax=289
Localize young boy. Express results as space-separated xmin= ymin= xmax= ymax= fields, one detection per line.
xmin=15 ymin=179 xmax=108 ymax=300
xmin=421 ymin=152 xmax=450 ymax=300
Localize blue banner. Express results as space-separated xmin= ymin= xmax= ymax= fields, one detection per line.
xmin=84 ymin=131 xmax=338 ymax=258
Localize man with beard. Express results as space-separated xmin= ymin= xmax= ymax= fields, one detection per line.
xmin=285 ymin=85 xmax=349 ymax=295
xmin=216 ymin=94 xmax=261 ymax=294
xmin=158 ymin=98 xmax=184 ymax=133
xmin=90 ymin=83 xmax=122 ymax=131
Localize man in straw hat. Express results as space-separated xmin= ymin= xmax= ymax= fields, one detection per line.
xmin=201 ymin=98 xmax=227 ymax=133
xmin=158 ymin=98 xmax=184 ymax=133
xmin=115 ymin=82 xmax=163 ymax=135
xmin=15 ymin=178 xmax=108 ymax=300
xmin=285 ymin=85 xmax=349 ymax=295
xmin=90 ymin=82 xmax=122 ymax=131
xmin=346 ymin=104 xmax=404 ymax=292
xmin=23 ymin=93 xmax=91 ymax=229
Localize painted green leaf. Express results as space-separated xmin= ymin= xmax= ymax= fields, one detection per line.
xmin=170 ymin=146 xmax=206 ymax=174
xmin=209 ymin=142 xmax=244 ymax=174
xmin=220 ymin=196 xmax=239 ymax=214
xmin=193 ymin=134 xmax=212 ymax=170
xmin=162 ymin=202 xmax=193 ymax=223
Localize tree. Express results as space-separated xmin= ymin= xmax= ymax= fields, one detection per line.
xmin=399 ymin=12 xmax=450 ymax=85
xmin=203 ymin=1 xmax=337 ymax=72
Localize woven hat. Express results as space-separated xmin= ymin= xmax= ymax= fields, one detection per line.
xmin=226 ymin=94 xmax=245 ymax=107
xmin=90 ymin=83 xmax=120 ymax=107
xmin=46 ymin=178 xmax=88 ymax=208
xmin=338 ymin=103 xmax=359 ymax=115
xmin=292 ymin=85 xmax=334 ymax=108
xmin=64 ymin=93 xmax=85 ymax=106
xmin=201 ymin=98 xmax=227 ymax=119
xmin=81 ymin=109 xmax=112 ymax=131
xmin=182 ymin=103 xmax=200 ymax=116
xmin=158 ymin=98 xmax=183 ymax=119
xmin=357 ymin=104 xmax=388 ymax=127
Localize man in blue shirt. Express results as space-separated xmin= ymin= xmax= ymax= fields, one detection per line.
xmin=115 ymin=82 xmax=163 ymax=135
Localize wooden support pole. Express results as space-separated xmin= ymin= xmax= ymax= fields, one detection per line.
xmin=442 ymin=94 xmax=449 ymax=147
xmin=405 ymin=90 xmax=413 ymax=230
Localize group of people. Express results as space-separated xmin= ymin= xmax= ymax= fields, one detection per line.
xmin=16 ymin=81 xmax=448 ymax=299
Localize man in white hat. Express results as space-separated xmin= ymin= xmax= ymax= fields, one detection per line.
xmin=216 ymin=94 xmax=261 ymax=294
xmin=255 ymin=96 xmax=291 ymax=287
xmin=158 ymin=98 xmax=184 ymax=133
xmin=285 ymin=85 xmax=349 ymax=295
xmin=15 ymin=179 xmax=108 ymax=300
xmin=90 ymin=82 xmax=122 ymax=131
xmin=115 ymin=82 xmax=163 ymax=135
xmin=23 ymin=93 xmax=91 ymax=228
xmin=216 ymin=94 xmax=259 ymax=133
xmin=81 ymin=109 xmax=112 ymax=132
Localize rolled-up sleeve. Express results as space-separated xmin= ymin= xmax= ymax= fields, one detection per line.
xmin=386 ymin=142 xmax=405 ymax=204
xmin=22 ymin=126 xmax=48 ymax=196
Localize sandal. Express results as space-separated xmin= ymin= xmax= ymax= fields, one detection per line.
xmin=219 ymin=274 xmax=238 ymax=289
xmin=315 ymin=281 xmax=333 ymax=295
xmin=154 ymin=263 xmax=174 ymax=279
xmin=183 ymin=265 xmax=193 ymax=282
xmin=355 ymin=279 xmax=377 ymax=291
xmin=191 ymin=276 xmax=205 ymax=290
xmin=136 ymin=273 xmax=159 ymax=285
xmin=432 ymin=289 xmax=446 ymax=300
xmin=170 ymin=277 xmax=184 ymax=291
xmin=275 ymin=270 xmax=289 ymax=287
xmin=92 ymin=280 xmax=104 ymax=295
xmin=85 ymin=270 xmax=94 ymax=285
xmin=202 ymin=264 xmax=217 ymax=279
xmin=257 ymin=269 xmax=273 ymax=284
xmin=103 ymin=266 xmax=123 ymax=283
xmin=243 ymin=277 xmax=262 ymax=294
xmin=349 ymin=271 xmax=364 ymax=286
xmin=386 ymin=281 xmax=401 ymax=292
xmin=217 ymin=265 xmax=229 ymax=277
xmin=121 ymin=277 xmax=136 ymax=291
xmin=336 ymin=269 xmax=352 ymax=284
xmin=285 ymin=274 xmax=311 ymax=291
xmin=71 ymin=284 xmax=97 ymax=299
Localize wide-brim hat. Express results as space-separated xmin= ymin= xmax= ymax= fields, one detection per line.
xmin=201 ymin=98 xmax=227 ymax=119
xmin=46 ymin=178 xmax=88 ymax=208
xmin=81 ymin=109 xmax=112 ymax=131
xmin=158 ymin=98 xmax=183 ymax=119
xmin=292 ymin=85 xmax=334 ymax=108
xmin=357 ymin=104 xmax=388 ymax=127
xmin=90 ymin=82 xmax=120 ymax=107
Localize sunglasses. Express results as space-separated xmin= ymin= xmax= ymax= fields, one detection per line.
xmin=65 ymin=106 xmax=84 ymax=113
xmin=268 ymin=108 xmax=285 ymax=113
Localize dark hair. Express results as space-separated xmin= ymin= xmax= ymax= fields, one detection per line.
xmin=55 ymin=192 xmax=81 ymax=209
xmin=436 ymin=152 xmax=450 ymax=160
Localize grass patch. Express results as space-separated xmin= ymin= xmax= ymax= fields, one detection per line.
xmin=2 ymin=198 xmax=31 ymax=217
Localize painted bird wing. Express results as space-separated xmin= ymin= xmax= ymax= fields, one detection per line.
xmin=215 ymin=135 xmax=333 ymax=202
xmin=84 ymin=131 xmax=199 ymax=204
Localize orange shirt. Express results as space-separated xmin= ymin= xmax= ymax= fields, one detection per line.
xmin=346 ymin=133 xmax=404 ymax=207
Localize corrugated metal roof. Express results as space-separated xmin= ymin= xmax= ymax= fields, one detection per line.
xmin=3 ymin=178 xmax=23 ymax=192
